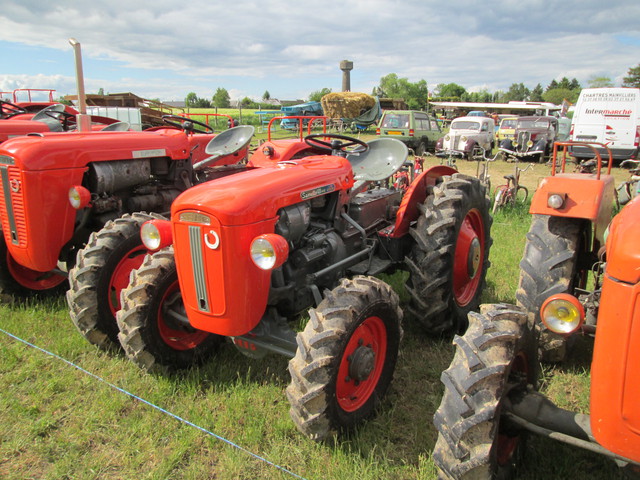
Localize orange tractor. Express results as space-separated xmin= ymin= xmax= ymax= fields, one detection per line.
xmin=432 ymin=142 xmax=640 ymax=477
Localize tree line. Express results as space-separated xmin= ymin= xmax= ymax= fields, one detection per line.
xmin=185 ymin=64 xmax=640 ymax=110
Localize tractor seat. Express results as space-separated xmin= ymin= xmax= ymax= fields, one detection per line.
xmin=31 ymin=104 xmax=67 ymax=132
xmin=193 ymin=125 xmax=255 ymax=170
xmin=346 ymin=138 xmax=408 ymax=182
xmin=101 ymin=121 xmax=130 ymax=131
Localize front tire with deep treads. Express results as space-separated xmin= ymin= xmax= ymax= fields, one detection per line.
xmin=433 ymin=304 xmax=537 ymax=479
xmin=286 ymin=276 xmax=402 ymax=441
xmin=405 ymin=173 xmax=492 ymax=335
xmin=515 ymin=215 xmax=588 ymax=362
xmin=116 ymin=247 xmax=220 ymax=373
xmin=67 ymin=212 xmax=162 ymax=350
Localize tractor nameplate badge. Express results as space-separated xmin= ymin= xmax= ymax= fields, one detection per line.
xmin=132 ymin=149 xmax=167 ymax=158
xmin=301 ymin=184 xmax=335 ymax=200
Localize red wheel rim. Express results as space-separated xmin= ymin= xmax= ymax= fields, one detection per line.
xmin=108 ymin=245 xmax=147 ymax=315
xmin=336 ymin=315 xmax=387 ymax=412
xmin=453 ymin=208 xmax=485 ymax=306
xmin=157 ymin=280 xmax=209 ymax=351
xmin=6 ymin=252 xmax=66 ymax=290
xmin=496 ymin=351 xmax=529 ymax=466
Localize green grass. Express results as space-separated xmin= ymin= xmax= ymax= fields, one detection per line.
xmin=0 ymin=155 xmax=630 ymax=479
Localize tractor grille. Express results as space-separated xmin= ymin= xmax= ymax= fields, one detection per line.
xmin=0 ymin=165 xmax=27 ymax=246
xmin=188 ymin=225 xmax=210 ymax=313
xmin=516 ymin=131 xmax=531 ymax=152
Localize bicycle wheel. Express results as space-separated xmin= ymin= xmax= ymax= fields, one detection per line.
xmin=492 ymin=186 xmax=508 ymax=214
xmin=515 ymin=185 xmax=529 ymax=204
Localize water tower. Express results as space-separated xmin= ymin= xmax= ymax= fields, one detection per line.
xmin=340 ymin=60 xmax=353 ymax=92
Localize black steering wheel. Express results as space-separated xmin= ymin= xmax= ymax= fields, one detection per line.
xmin=304 ymin=133 xmax=369 ymax=156
xmin=44 ymin=109 xmax=76 ymax=131
xmin=162 ymin=115 xmax=213 ymax=134
xmin=0 ymin=100 xmax=27 ymax=118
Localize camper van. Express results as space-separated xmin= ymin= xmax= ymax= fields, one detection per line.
xmin=570 ymin=87 xmax=640 ymax=162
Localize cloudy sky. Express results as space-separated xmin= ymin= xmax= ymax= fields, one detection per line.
xmin=1 ymin=1 xmax=639 ymax=103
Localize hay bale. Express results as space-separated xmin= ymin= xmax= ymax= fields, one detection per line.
xmin=321 ymin=92 xmax=376 ymax=119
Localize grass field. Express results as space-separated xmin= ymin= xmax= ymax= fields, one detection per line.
xmin=0 ymin=140 xmax=631 ymax=479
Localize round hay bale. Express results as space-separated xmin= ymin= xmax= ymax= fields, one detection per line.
xmin=321 ymin=92 xmax=376 ymax=119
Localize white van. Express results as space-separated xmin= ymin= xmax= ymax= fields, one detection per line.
xmin=570 ymin=87 xmax=640 ymax=162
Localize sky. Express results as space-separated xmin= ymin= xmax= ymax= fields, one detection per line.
xmin=1 ymin=0 xmax=639 ymax=104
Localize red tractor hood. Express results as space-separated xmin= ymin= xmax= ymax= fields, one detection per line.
xmin=171 ymin=155 xmax=355 ymax=226
xmin=0 ymin=128 xmax=213 ymax=171
xmin=605 ymin=196 xmax=640 ymax=284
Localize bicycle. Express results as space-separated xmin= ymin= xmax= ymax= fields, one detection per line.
xmin=477 ymin=148 xmax=498 ymax=193
xmin=492 ymin=161 xmax=533 ymax=214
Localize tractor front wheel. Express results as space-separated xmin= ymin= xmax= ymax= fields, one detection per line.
xmin=0 ymin=234 xmax=67 ymax=299
xmin=116 ymin=247 xmax=220 ymax=373
xmin=67 ymin=212 xmax=161 ymax=350
xmin=433 ymin=304 xmax=537 ymax=479
xmin=405 ymin=173 xmax=492 ymax=335
xmin=516 ymin=215 xmax=589 ymax=362
xmin=286 ymin=276 xmax=402 ymax=441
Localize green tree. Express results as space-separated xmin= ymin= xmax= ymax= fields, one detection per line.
xmin=542 ymin=87 xmax=579 ymax=105
xmin=623 ymin=64 xmax=640 ymax=88
xmin=529 ymin=84 xmax=544 ymax=102
xmin=587 ymin=76 xmax=614 ymax=88
xmin=376 ymin=73 xmax=428 ymax=109
xmin=263 ymin=90 xmax=271 ymax=101
xmin=185 ymin=92 xmax=198 ymax=107
xmin=546 ymin=79 xmax=559 ymax=91
xmin=503 ymin=83 xmax=530 ymax=102
xmin=240 ymin=96 xmax=255 ymax=108
xmin=308 ymin=87 xmax=332 ymax=102
xmin=434 ymin=83 xmax=466 ymax=100
xmin=212 ymin=88 xmax=230 ymax=108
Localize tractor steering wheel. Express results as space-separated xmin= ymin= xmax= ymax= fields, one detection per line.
xmin=304 ymin=133 xmax=369 ymax=156
xmin=162 ymin=115 xmax=214 ymax=134
xmin=0 ymin=100 xmax=27 ymax=118
xmin=44 ymin=109 xmax=76 ymax=130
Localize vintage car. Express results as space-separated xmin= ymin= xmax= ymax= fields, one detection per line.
xmin=499 ymin=115 xmax=565 ymax=162
xmin=435 ymin=116 xmax=495 ymax=160
xmin=376 ymin=110 xmax=443 ymax=155
xmin=496 ymin=116 xmax=517 ymax=143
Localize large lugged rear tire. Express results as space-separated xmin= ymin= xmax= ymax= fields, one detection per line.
xmin=287 ymin=276 xmax=403 ymax=441
xmin=116 ymin=247 xmax=220 ymax=374
xmin=67 ymin=212 xmax=162 ymax=350
xmin=0 ymin=234 xmax=67 ymax=300
xmin=515 ymin=215 xmax=588 ymax=362
xmin=433 ymin=304 xmax=537 ymax=479
xmin=405 ymin=174 xmax=492 ymax=335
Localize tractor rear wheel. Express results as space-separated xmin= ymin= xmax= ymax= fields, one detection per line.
xmin=116 ymin=247 xmax=220 ymax=373
xmin=516 ymin=215 xmax=589 ymax=362
xmin=286 ymin=276 xmax=402 ymax=441
xmin=433 ymin=304 xmax=537 ymax=479
xmin=67 ymin=212 xmax=161 ymax=350
xmin=405 ymin=173 xmax=492 ymax=335
xmin=0 ymin=234 xmax=67 ymax=299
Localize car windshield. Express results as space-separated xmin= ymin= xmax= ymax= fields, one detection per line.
xmin=500 ymin=119 xmax=517 ymax=129
xmin=451 ymin=120 xmax=481 ymax=131
xmin=382 ymin=114 xmax=409 ymax=128
xmin=517 ymin=118 xmax=550 ymax=129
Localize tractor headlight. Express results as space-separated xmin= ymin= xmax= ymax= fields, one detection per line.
xmin=547 ymin=193 xmax=565 ymax=209
xmin=69 ymin=185 xmax=91 ymax=209
xmin=250 ymin=234 xmax=289 ymax=270
xmin=541 ymin=294 xmax=585 ymax=335
xmin=141 ymin=220 xmax=173 ymax=251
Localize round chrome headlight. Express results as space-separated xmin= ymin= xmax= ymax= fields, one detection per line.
xmin=444 ymin=134 xmax=450 ymax=141
xmin=250 ymin=234 xmax=289 ymax=270
xmin=461 ymin=135 xmax=468 ymax=142
xmin=68 ymin=185 xmax=91 ymax=209
xmin=141 ymin=220 xmax=172 ymax=251
xmin=541 ymin=294 xmax=585 ymax=335
xmin=527 ymin=140 xmax=534 ymax=148
xmin=547 ymin=194 xmax=565 ymax=209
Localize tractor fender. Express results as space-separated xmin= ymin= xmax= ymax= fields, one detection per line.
xmin=529 ymin=173 xmax=616 ymax=247
xmin=387 ymin=165 xmax=458 ymax=238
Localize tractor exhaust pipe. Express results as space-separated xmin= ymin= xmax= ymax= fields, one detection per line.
xmin=68 ymin=38 xmax=91 ymax=132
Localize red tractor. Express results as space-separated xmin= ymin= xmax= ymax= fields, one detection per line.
xmin=515 ymin=141 xmax=616 ymax=361
xmin=112 ymin=131 xmax=493 ymax=440
xmin=432 ymin=194 xmax=640 ymax=478
xmin=0 ymin=117 xmax=251 ymax=304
